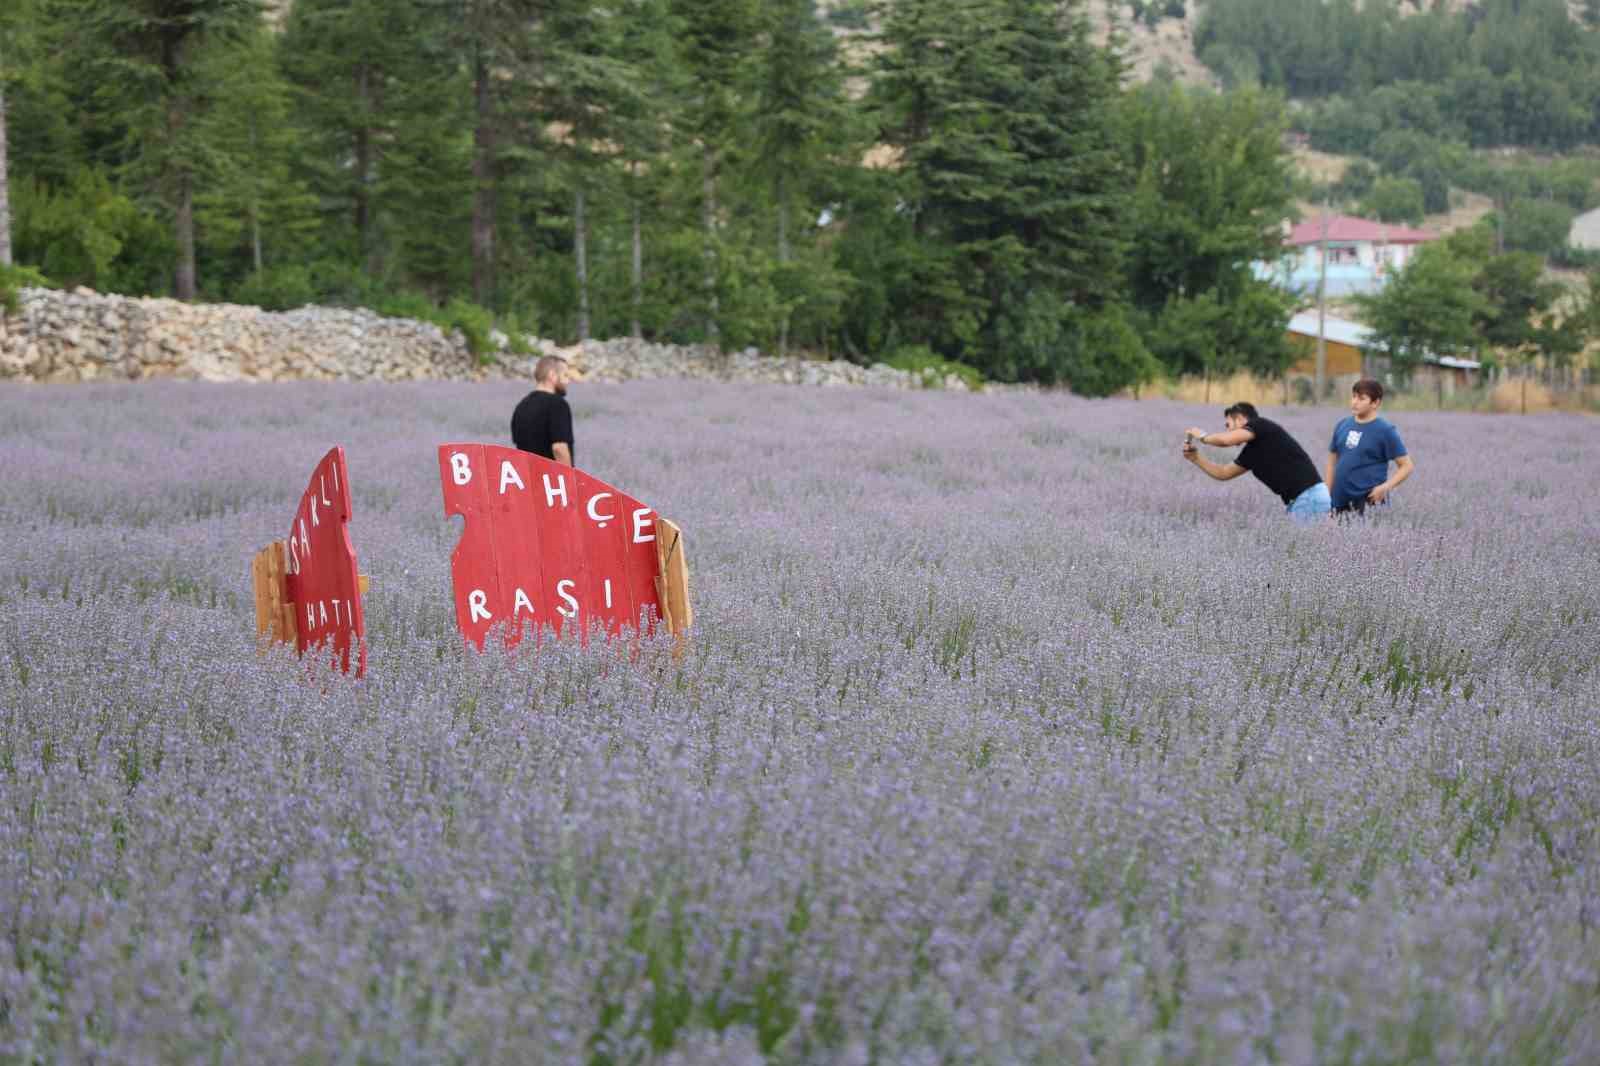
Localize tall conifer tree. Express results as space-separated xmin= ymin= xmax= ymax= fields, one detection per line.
xmin=671 ymin=0 xmax=758 ymax=346
xmin=754 ymin=0 xmax=853 ymax=354
xmin=281 ymin=0 xmax=424 ymax=277
xmin=66 ymin=0 xmax=265 ymax=299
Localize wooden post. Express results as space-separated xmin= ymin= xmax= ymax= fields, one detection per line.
xmin=653 ymin=517 xmax=693 ymax=645
xmin=251 ymin=540 xmax=298 ymax=648
xmin=252 ymin=540 xmax=368 ymax=651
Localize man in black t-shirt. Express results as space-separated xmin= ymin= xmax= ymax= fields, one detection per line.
xmin=1182 ymin=402 xmax=1331 ymax=521
xmin=511 ymin=355 xmax=575 ymax=466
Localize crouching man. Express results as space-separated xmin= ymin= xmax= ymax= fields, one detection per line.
xmin=1183 ymin=402 xmax=1331 ymax=522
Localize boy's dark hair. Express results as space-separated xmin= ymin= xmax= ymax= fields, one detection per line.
xmin=1223 ymin=402 xmax=1259 ymax=421
xmin=1352 ymin=379 xmax=1384 ymax=402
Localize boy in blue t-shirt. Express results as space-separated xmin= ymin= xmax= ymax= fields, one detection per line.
xmin=1326 ymin=378 xmax=1414 ymax=515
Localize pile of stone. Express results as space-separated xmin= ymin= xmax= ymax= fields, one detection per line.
xmin=0 ymin=287 xmax=479 ymax=384
xmin=0 ymin=286 xmax=976 ymax=391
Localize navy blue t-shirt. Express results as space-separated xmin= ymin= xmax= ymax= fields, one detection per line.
xmin=1328 ymin=415 xmax=1406 ymax=508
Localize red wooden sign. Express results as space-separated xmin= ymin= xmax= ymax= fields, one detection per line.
xmin=282 ymin=447 xmax=366 ymax=675
xmin=438 ymin=443 xmax=678 ymax=649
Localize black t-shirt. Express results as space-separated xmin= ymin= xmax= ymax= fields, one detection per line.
xmin=1235 ymin=417 xmax=1320 ymax=505
xmin=510 ymin=391 xmax=574 ymax=463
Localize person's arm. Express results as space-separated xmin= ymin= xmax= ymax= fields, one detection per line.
xmin=1368 ymin=454 xmax=1413 ymax=503
xmin=1184 ymin=426 xmax=1255 ymax=447
xmin=551 ymin=401 xmax=575 ymax=467
xmin=1325 ymin=451 xmax=1338 ymax=491
xmin=1183 ymin=446 xmax=1248 ymax=481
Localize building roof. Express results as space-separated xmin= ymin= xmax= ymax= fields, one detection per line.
xmin=1286 ymin=311 xmax=1481 ymax=369
xmin=1287 ymin=311 xmax=1371 ymax=348
xmin=1286 ymin=215 xmax=1436 ymax=247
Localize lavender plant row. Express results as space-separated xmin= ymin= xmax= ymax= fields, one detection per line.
xmin=1 ymin=381 xmax=1596 ymax=1065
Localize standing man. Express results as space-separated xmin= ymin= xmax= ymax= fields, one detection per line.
xmin=511 ymin=355 xmax=575 ymax=467
xmin=1182 ymin=402 xmax=1332 ymax=521
xmin=1326 ymin=379 xmax=1413 ymax=516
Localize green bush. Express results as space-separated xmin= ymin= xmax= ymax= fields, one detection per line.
xmin=1363 ymin=177 xmax=1426 ymax=225
xmin=370 ymin=291 xmax=498 ymax=362
xmin=0 ymin=264 xmax=56 ymax=317
xmin=441 ymin=297 xmax=496 ymax=361
xmin=882 ymin=344 xmax=985 ymax=391
xmin=231 ymin=264 xmax=316 ymax=311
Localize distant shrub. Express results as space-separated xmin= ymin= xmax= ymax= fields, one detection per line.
xmin=231 ymin=264 xmax=317 ymax=311
xmin=0 ymin=264 xmax=56 ymax=317
xmin=882 ymin=344 xmax=984 ymax=391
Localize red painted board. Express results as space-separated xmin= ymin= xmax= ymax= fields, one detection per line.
xmin=438 ymin=443 xmax=504 ymax=650
xmin=575 ymin=470 xmax=637 ymax=639
xmin=437 ymin=443 xmax=666 ymax=648
xmin=282 ymin=447 xmax=366 ymax=675
xmin=615 ymin=491 xmax=663 ymax=635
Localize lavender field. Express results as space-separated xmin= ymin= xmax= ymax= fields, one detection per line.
xmin=1 ymin=380 xmax=1597 ymax=1064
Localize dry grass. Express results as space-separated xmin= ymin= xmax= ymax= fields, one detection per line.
xmin=1134 ymin=372 xmax=1304 ymax=408
xmin=1124 ymin=372 xmax=1600 ymax=416
xmin=1292 ymin=148 xmax=1354 ymax=187
xmin=1426 ymin=189 xmax=1496 ymax=237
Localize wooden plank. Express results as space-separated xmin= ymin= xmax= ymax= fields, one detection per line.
xmin=575 ymin=469 xmax=637 ymax=640
xmin=439 ymin=443 xmax=505 ymax=651
xmin=655 ymin=517 xmax=692 ymax=638
xmin=479 ymin=447 xmax=550 ymax=647
xmin=252 ymin=545 xmax=273 ymax=641
xmin=271 ymin=540 xmax=298 ymax=647
xmin=252 ymin=539 xmax=298 ymax=648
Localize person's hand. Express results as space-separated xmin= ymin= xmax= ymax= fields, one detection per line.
xmin=1368 ymin=483 xmax=1391 ymax=504
xmin=1184 ymin=427 xmax=1208 ymax=443
xmin=1182 ymin=442 xmax=1201 ymax=464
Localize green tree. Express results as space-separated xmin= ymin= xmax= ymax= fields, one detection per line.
xmin=65 ymin=0 xmax=266 ymax=299
xmin=280 ymin=0 xmax=428 ymax=279
xmin=671 ymin=0 xmax=759 ymax=346
xmin=1355 ymin=236 xmax=1485 ymax=381
xmin=1119 ymin=84 xmax=1296 ymax=380
xmin=1497 ymin=197 xmax=1575 ymax=257
xmin=1363 ymin=176 xmax=1425 ymax=225
xmin=873 ymin=0 xmax=1129 ymax=383
xmin=753 ymin=0 xmax=856 ymax=355
xmin=190 ymin=25 xmax=319 ymax=294
xmin=609 ymin=0 xmax=684 ymax=339
xmin=0 ymin=0 xmax=40 ymax=265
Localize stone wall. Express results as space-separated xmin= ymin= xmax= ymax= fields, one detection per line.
xmin=0 ymin=287 xmax=973 ymax=391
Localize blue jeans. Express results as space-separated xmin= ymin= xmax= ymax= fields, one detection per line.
xmin=1287 ymin=482 xmax=1331 ymax=523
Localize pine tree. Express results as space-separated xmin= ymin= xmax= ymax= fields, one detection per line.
xmin=0 ymin=0 xmax=30 ymax=267
xmin=670 ymin=0 xmax=759 ymax=346
xmin=538 ymin=0 xmax=641 ymax=341
xmin=875 ymin=0 xmax=1131 ymax=381
xmin=753 ymin=0 xmax=855 ymax=354
xmin=281 ymin=0 xmax=426 ymax=278
xmin=611 ymin=0 xmax=683 ymax=338
xmin=65 ymin=0 xmax=266 ymax=299
xmin=191 ymin=24 xmax=318 ymax=289
xmin=413 ymin=0 xmax=527 ymax=305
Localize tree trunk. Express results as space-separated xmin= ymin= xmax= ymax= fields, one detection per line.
xmin=471 ymin=48 xmax=497 ymax=306
xmin=355 ymin=65 xmax=375 ymax=274
xmin=702 ymin=148 xmax=719 ymax=349
xmin=574 ymin=185 xmax=590 ymax=342
xmin=175 ymin=169 xmax=197 ymax=300
xmin=0 ymin=80 xmax=11 ymax=267
xmin=630 ymin=192 xmax=643 ymax=340
xmin=249 ymin=117 xmax=263 ymax=272
xmin=777 ymin=171 xmax=790 ymax=358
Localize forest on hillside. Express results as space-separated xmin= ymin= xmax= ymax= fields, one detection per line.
xmin=1198 ymin=0 xmax=1600 ymax=253
xmin=1 ymin=0 xmax=1598 ymax=390
xmin=0 ymin=0 xmax=1311 ymax=393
